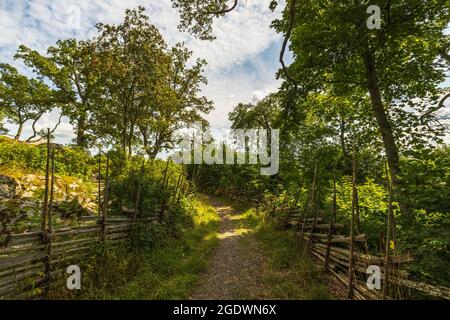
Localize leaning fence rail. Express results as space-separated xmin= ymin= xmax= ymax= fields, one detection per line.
xmin=0 ymin=132 xmax=188 ymax=299
xmin=223 ymin=154 xmax=450 ymax=300
xmin=0 ymin=215 xmax=152 ymax=298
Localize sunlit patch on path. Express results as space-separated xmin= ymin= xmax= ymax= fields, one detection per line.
xmin=216 ymin=228 xmax=251 ymax=239
xmin=190 ymin=197 xmax=271 ymax=300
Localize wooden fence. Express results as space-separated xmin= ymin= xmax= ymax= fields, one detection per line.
xmin=0 ymin=131 xmax=188 ymax=299
xmin=224 ymin=157 xmax=450 ymax=300
xmin=0 ymin=215 xmax=150 ymax=299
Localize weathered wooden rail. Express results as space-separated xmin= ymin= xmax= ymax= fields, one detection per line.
xmin=275 ymin=156 xmax=450 ymax=300
xmin=223 ymin=156 xmax=450 ymax=300
xmin=0 ymin=215 xmax=152 ymax=299
xmin=0 ymin=132 xmax=188 ymax=299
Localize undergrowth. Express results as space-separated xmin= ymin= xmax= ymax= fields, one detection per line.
xmin=230 ymin=201 xmax=335 ymax=300
xmin=72 ymin=195 xmax=220 ymax=300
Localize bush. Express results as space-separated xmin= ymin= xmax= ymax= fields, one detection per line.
xmin=335 ymin=177 xmax=388 ymax=251
xmin=400 ymin=146 xmax=450 ymax=213
xmin=399 ymin=209 xmax=450 ymax=287
xmin=108 ymin=156 xmax=188 ymax=219
xmin=0 ymin=136 xmax=94 ymax=178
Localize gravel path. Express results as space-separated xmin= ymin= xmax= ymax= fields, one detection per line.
xmin=190 ymin=197 xmax=271 ymax=300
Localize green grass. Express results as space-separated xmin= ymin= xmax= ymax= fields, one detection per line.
xmin=78 ymin=195 xmax=220 ymax=300
xmin=228 ymin=200 xmax=334 ymax=300
xmin=74 ymin=195 xmax=334 ymax=300
xmin=254 ymin=225 xmax=333 ymax=299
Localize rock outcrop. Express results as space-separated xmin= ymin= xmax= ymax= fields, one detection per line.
xmin=0 ymin=174 xmax=21 ymax=199
xmin=0 ymin=173 xmax=97 ymax=233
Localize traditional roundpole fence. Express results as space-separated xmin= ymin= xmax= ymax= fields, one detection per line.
xmin=324 ymin=168 xmax=337 ymax=270
xmin=102 ymin=153 xmax=110 ymax=242
xmin=97 ymin=149 xmax=102 ymax=217
xmin=347 ymin=146 xmax=357 ymax=299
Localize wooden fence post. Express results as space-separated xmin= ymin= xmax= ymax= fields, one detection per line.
xmin=46 ymin=147 xmax=55 ymax=296
xmin=98 ymin=149 xmax=102 ymax=217
xmin=385 ymin=161 xmax=398 ymax=252
xmin=132 ymin=161 xmax=144 ymax=229
xmin=355 ymin=188 xmax=362 ymax=234
xmin=347 ymin=146 xmax=357 ymax=299
xmin=176 ymin=175 xmax=185 ymax=203
xmin=172 ymin=173 xmax=183 ymax=203
xmin=383 ymin=160 xmax=393 ymax=299
xmin=309 ymin=187 xmax=320 ymax=247
xmin=41 ymin=129 xmax=50 ymax=233
xmin=299 ymin=160 xmax=318 ymax=236
xmin=159 ymin=160 xmax=171 ymax=223
xmin=282 ymin=180 xmax=303 ymax=228
xmin=102 ymin=153 xmax=110 ymax=242
xmin=324 ymin=168 xmax=337 ymax=269
xmin=41 ymin=129 xmax=54 ymax=296
xmin=162 ymin=160 xmax=170 ymax=189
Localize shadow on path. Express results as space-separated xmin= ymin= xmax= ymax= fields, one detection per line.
xmin=190 ymin=197 xmax=271 ymax=300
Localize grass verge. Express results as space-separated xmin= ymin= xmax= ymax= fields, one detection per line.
xmin=230 ymin=201 xmax=335 ymax=300
xmin=77 ymin=195 xmax=220 ymax=300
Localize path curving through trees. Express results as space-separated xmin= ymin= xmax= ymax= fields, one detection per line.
xmin=190 ymin=197 xmax=272 ymax=299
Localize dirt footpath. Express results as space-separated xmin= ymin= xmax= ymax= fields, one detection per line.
xmin=190 ymin=198 xmax=271 ymax=300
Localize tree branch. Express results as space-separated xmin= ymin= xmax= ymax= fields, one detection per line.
xmin=205 ymin=0 xmax=238 ymax=16
xmin=279 ymin=0 xmax=298 ymax=86
xmin=439 ymin=47 xmax=450 ymax=64
xmin=26 ymin=114 xmax=63 ymax=143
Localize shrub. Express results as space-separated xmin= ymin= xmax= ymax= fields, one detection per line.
xmin=0 ymin=137 xmax=94 ymax=178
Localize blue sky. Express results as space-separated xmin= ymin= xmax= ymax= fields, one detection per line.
xmin=1 ymin=0 xmax=285 ymax=144
xmin=0 ymin=0 xmax=448 ymax=145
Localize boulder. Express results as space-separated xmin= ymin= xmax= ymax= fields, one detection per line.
xmin=0 ymin=174 xmax=21 ymax=199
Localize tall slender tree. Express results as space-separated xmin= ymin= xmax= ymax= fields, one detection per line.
xmin=172 ymin=0 xmax=450 ymax=212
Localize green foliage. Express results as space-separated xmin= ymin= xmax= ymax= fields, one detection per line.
xmin=0 ymin=63 xmax=61 ymax=141
xmin=0 ymin=1 xmax=448 ymax=298
xmin=108 ymin=156 xmax=187 ymax=217
xmin=171 ymin=0 xmax=235 ymax=40
xmin=12 ymin=7 xmax=212 ymax=153
xmin=335 ymin=177 xmax=388 ymax=250
xmin=0 ymin=137 xmax=94 ymax=177
xmin=0 ymin=109 xmax=7 ymax=135
xmin=400 ymin=147 xmax=450 ymax=213
xmin=396 ymin=147 xmax=450 ymax=285
xmin=192 ymin=162 xmax=276 ymax=199
xmin=78 ymin=195 xmax=220 ymax=299
xmin=399 ymin=209 xmax=450 ymax=287
xmin=16 ymin=38 xmax=98 ymax=147
xmin=248 ymin=212 xmax=332 ymax=299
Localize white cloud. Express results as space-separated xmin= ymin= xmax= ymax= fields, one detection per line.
xmin=1 ymin=0 xmax=284 ymax=142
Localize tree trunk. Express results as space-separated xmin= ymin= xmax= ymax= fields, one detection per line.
xmin=14 ymin=121 xmax=24 ymax=140
xmin=339 ymin=117 xmax=351 ymax=174
xmin=142 ymin=129 xmax=148 ymax=149
xmin=76 ymin=113 xmax=87 ymax=148
xmin=26 ymin=118 xmax=40 ymax=142
xmin=147 ymin=147 xmax=159 ymax=160
xmin=127 ymin=125 xmax=134 ymax=158
xmin=363 ymin=52 xmax=409 ymax=215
